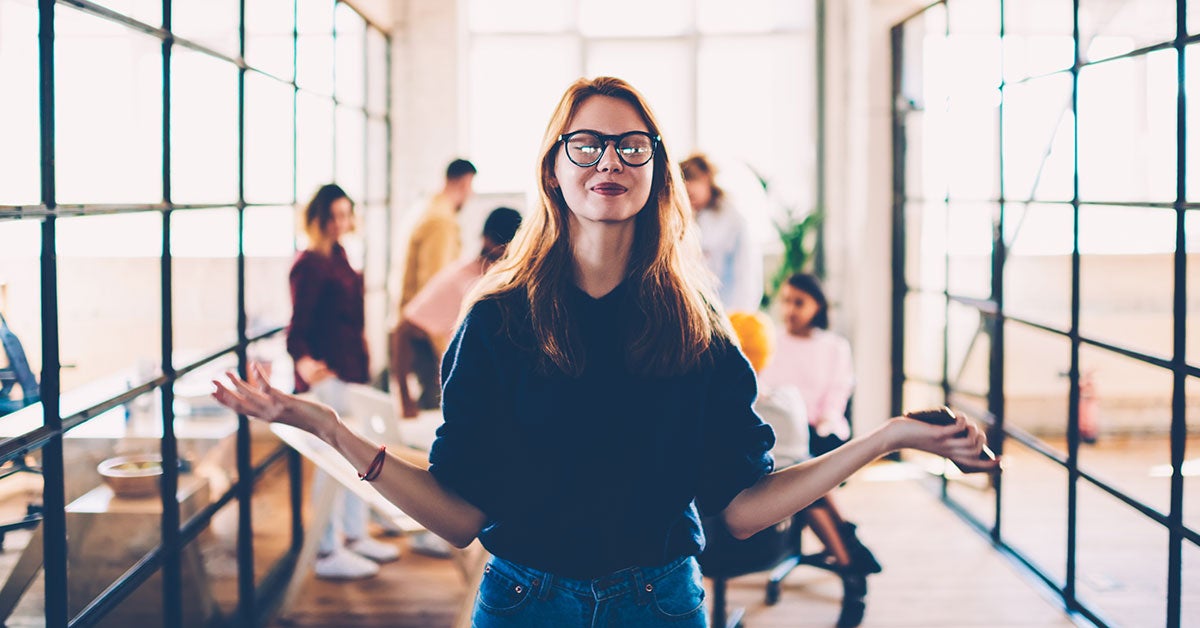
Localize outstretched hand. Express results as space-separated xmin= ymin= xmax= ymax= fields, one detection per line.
xmin=211 ymin=365 xmax=340 ymax=441
xmin=889 ymin=409 xmax=1000 ymax=473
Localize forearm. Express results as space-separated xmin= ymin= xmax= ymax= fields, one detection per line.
xmin=327 ymin=420 xmax=487 ymax=547
xmin=722 ymin=425 xmax=895 ymax=539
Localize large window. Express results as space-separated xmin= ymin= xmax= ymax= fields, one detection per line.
xmin=464 ymin=0 xmax=818 ymax=247
xmin=894 ymin=2 xmax=1197 ymax=627
xmin=0 ymin=1 xmax=390 ymax=625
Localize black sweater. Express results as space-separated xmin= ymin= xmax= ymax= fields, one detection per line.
xmin=428 ymin=281 xmax=775 ymax=579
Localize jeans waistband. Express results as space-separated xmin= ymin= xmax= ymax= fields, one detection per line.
xmin=486 ymin=555 xmax=693 ymax=603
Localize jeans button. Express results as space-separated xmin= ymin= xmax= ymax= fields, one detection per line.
xmin=514 ymin=585 xmax=523 ymax=593
xmin=645 ymin=584 xmax=653 ymax=592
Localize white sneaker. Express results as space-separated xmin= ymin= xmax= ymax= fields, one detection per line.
xmin=347 ymin=536 xmax=401 ymax=563
xmin=409 ymin=531 xmax=453 ymax=559
xmin=315 ymin=547 xmax=379 ymax=580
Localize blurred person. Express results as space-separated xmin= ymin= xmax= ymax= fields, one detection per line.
xmin=760 ymin=272 xmax=855 ymax=458
xmin=394 ymin=158 xmax=478 ymax=412
xmin=216 ymin=77 xmax=995 ymax=627
xmin=288 ymin=183 xmax=400 ymax=580
xmin=681 ymin=153 xmax=764 ymax=312
xmin=730 ymin=311 xmax=881 ymax=628
xmin=391 ymin=206 xmax=523 ymax=419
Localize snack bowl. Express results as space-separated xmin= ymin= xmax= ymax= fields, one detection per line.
xmin=97 ymin=454 xmax=163 ymax=498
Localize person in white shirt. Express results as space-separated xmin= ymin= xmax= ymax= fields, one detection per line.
xmin=759 ymin=273 xmax=855 ymax=458
xmin=681 ymin=154 xmax=764 ymax=312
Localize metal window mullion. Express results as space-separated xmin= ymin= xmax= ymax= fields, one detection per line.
xmin=990 ymin=0 xmax=1008 ymax=545
xmin=37 ymin=1 xmax=68 ymax=626
xmin=1168 ymin=3 xmax=1188 ymax=628
xmin=1064 ymin=0 xmax=1082 ymax=611
xmin=889 ymin=22 xmax=906 ymax=420
xmin=813 ymin=0 xmax=826 ymax=278
xmin=234 ymin=1 xmax=256 ymax=624
xmin=158 ymin=1 xmax=183 ymax=624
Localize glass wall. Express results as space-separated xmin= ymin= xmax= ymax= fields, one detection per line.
xmin=893 ymin=2 xmax=1197 ymax=626
xmin=0 ymin=1 xmax=391 ymax=625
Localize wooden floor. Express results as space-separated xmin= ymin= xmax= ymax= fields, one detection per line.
xmin=268 ymin=461 xmax=1082 ymax=628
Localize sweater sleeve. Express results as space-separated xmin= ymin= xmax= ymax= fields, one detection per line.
xmin=816 ymin=334 xmax=855 ymax=423
xmin=426 ymin=300 xmax=508 ymax=519
xmin=286 ymin=256 xmax=323 ymax=362
xmin=695 ymin=342 xmax=776 ymax=516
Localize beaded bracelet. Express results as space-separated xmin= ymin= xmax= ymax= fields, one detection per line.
xmin=358 ymin=445 xmax=387 ymax=481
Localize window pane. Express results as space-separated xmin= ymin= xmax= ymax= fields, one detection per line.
xmin=947 ymin=202 xmax=994 ymax=300
xmin=1003 ymin=0 xmax=1074 ymax=81
xmin=1186 ymin=45 xmax=1200 ymax=201
xmin=1078 ymin=49 xmax=1177 ymax=203
xmin=468 ymin=35 xmax=580 ymax=192
xmin=366 ymin=118 xmax=388 ymax=203
xmin=1079 ymin=205 xmax=1174 ymax=359
xmin=904 ymin=291 xmax=946 ymax=384
xmin=297 ymin=91 xmax=335 ymax=201
xmin=1079 ymin=0 xmax=1174 ymax=63
xmin=298 ymin=0 xmax=334 ymax=95
xmin=335 ymin=106 xmax=366 ymax=202
xmin=696 ymin=0 xmax=813 ymax=33
xmin=1077 ymin=482 xmax=1169 ymax=628
xmin=335 ymin=3 xmax=365 ymax=107
xmin=586 ymin=40 xmax=693 ymax=152
xmin=944 ymin=31 xmax=1001 ymax=201
xmin=697 ymin=35 xmax=815 ymax=212
xmin=244 ymin=73 xmax=295 ymax=204
xmin=0 ymin=219 xmax=43 ymax=418
xmin=1078 ymin=346 xmax=1173 ymax=513
xmin=1004 ymin=202 xmax=1073 ymax=330
xmin=948 ymin=299 xmax=990 ymax=397
xmin=467 ymin=0 xmax=572 ymax=33
xmin=1191 ymin=211 xmax=1200 ymax=366
xmin=246 ymin=0 xmax=294 ymax=81
xmin=905 ymin=202 xmax=947 ymax=293
xmin=1003 ymin=75 xmax=1074 ymax=203
xmin=0 ymin=0 xmax=40 ymax=206
xmin=245 ymin=206 xmax=295 ymax=335
xmin=56 ymin=7 xmax=162 ymax=204
xmin=1004 ymin=323 xmax=1071 ymax=456
xmin=172 ymin=209 xmax=238 ymax=359
xmin=171 ymin=48 xmax=238 ymax=205
xmin=999 ymin=438 xmax=1068 ymax=584
xmin=173 ymin=0 xmax=239 ymax=58
xmin=56 ymin=212 xmax=162 ymax=396
xmin=578 ymin=0 xmax=688 ymax=37
xmin=366 ymin=28 xmax=388 ymax=115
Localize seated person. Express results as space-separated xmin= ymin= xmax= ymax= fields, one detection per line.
xmin=390 ymin=207 xmax=522 ymax=418
xmin=729 ymin=311 xmax=881 ymax=628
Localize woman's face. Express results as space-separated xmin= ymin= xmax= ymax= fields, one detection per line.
xmin=551 ymin=95 xmax=655 ymax=227
xmin=779 ymin=284 xmax=821 ymax=335
xmin=685 ymin=174 xmax=713 ymax=211
xmin=323 ymin=197 xmax=354 ymax=242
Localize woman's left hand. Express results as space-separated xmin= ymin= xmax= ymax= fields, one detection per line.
xmin=211 ymin=365 xmax=341 ymax=441
xmin=886 ymin=413 xmax=999 ymax=473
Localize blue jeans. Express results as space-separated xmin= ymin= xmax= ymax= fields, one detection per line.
xmin=471 ymin=555 xmax=708 ymax=628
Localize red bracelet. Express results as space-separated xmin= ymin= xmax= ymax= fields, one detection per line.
xmin=358 ymin=445 xmax=387 ymax=481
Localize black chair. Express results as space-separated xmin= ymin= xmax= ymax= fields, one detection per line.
xmin=700 ymin=507 xmax=850 ymax=628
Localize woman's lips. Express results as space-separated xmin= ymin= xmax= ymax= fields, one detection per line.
xmin=591 ymin=182 xmax=627 ymax=196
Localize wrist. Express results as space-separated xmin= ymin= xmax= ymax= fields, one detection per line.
xmin=871 ymin=419 xmax=903 ymax=456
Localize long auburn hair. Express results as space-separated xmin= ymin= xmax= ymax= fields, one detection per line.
xmin=470 ymin=76 xmax=730 ymax=377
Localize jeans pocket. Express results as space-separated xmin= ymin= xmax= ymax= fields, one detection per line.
xmin=476 ymin=565 xmax=533 ymax=616
xmin=649 ymin=565 xmax=706 ymax=621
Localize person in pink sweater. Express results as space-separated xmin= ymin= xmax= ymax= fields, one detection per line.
xmin=760 ymin=273 xmax=855 ymax=457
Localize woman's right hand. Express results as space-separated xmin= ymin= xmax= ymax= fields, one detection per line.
xmin=212 ymin=366 xmax=341 ymax=441
xmin=884 ymin=412 xmax=999 ymax=473
xmin=295 ymin=356 xmax=334 ymax=386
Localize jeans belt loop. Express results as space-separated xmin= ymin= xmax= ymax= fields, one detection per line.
xmin=632 ymin=568 xmax=650 ymax=606
xmin=532 ymin=569 xmax=553 ymax=601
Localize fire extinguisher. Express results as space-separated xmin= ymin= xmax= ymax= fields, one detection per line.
xmin=1079 ymin=370 xmax=1099 ymax=444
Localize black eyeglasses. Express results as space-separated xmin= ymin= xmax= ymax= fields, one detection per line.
xmin=558 ymin=130 xmax=660 ymax=168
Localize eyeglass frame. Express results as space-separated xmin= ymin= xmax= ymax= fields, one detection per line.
xmin=556 ymin=130 xmax=662 ymax=168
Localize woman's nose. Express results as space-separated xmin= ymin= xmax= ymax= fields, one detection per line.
xmin=596 ymin=141 xmax=623 ymax=172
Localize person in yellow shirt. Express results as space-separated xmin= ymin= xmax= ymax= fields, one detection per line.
xmin=393 ymin=158 xmax=476 ymax=411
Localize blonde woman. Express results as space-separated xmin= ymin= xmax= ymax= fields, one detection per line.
xmin=216 ymin=78 xmax=995 ymax=626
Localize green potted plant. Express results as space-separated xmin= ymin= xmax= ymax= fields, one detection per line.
xmin=768 ymin=209 xmax=823 ymax=300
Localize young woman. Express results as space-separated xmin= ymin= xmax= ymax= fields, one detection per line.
xmin=287 ymin=184 xmax=400 ymax=579
xmin=216 ymin=78 xmax=995 ymax=626
xmin=760 ymin=273 xmax=855 ymax=457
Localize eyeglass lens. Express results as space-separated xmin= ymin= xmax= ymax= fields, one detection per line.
xmin=564 ymin=132 xmax=655 ymax=167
